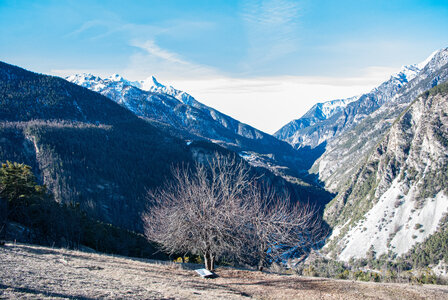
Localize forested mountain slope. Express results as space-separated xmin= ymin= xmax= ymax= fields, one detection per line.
xmin=0 ymin=61 xmax=191 ymax=230
xmin=0 ymin=61 xmax=331 ymax=233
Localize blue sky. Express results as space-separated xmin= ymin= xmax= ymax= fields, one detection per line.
xmin=1 ymin=0 xmax=447 ymax=132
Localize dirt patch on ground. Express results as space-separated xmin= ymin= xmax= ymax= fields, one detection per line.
xmin=1 ymin=243 xmax=448 ymax=299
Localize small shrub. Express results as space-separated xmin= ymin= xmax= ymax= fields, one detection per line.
xmin=414 ymin=223 xmax=423 ymax=230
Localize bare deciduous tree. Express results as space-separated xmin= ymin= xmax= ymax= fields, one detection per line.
xmin=143 ymin=154 xmax=251 ymax=270
xmin=143 ymin=153 xmax=325 ymax=271
xmin=244 ymin=183 xmax=324 ymax=271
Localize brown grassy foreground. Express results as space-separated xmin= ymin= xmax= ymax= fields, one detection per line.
xmin=1 ymin=243 xmax=448 ymax=300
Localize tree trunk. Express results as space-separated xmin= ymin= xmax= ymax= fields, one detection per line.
xmin=0 ymin=197 xmax=7 ymax=241
xmin=258 ymin=246 xmax=267 ymax=272
xmin=204 ymin=252 xmax=215 ymax=271
xmin=210 ymin=254 xmax=215 ymax=271
xmin=204 ymin=254 xmax=208 ymax=270
xmin=204 ymin=252 xmax=211 ymax=270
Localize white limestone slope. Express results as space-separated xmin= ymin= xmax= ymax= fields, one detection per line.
xmin=338 ymin=180 xmax=448 ymax=261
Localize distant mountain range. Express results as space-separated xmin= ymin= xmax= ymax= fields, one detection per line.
xmin=275 ymin=59 xmax=431 ymax=149
xmin=66 ymin=71 xmax=325 ymax=183
xmin=66 ymin=72 xmax=290 ymax=155
xmin=312 ymin=48 xmax=448 ymax=193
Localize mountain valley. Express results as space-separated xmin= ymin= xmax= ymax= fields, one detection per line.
xmin=1 ymin=46 xmax=448 ymax=280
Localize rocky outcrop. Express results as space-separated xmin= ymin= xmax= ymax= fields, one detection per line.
xmin=312 ymin=48 xmax=448 ymax=193
xmin=324 ymin=82 xmax=448 ymax=260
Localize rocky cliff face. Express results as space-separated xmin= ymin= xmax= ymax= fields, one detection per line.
xmin=312 ymin=48 xmax=448 ymax=193
xmin=324 ymin=82 xmax=448 ymax=261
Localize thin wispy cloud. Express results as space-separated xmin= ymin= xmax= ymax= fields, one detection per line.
xmin=240 ymin=0 xmax=301 ymax=71
xmin=125 ymin=39 xmax=219 ymax=80
xmin=65 ymin=18 xmax=165 ymax=41
xmin=60 ymin=16 xmax=218 ymax=80
xmin=65 ymin=20 xmax=104 ymax=38
xmin=132 ymin=40 xmax=190 ymax=65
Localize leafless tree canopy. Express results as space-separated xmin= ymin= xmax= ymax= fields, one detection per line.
xmin=243 ymin=184 xmax=324 ymax=270
xmin=142 ymin=153 xmax=324 ymax=271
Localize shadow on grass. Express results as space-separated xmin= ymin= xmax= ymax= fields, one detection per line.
xmin=0 ymin=283 xmax=95 ymax=300
xmin=224 ymin=276 xmax=335 ymax=294
xmin=179 ymin=280 xmax=251 ymax=298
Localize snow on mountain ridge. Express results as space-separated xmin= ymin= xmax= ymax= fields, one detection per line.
xmin=417 ymin=49 xmax=439 ymax=69
xmin=66 ymin=72 xmax=199 ymax=106
xmin=274 ymin=55 xmax=434 ymax=149
xmin=65 ymin=70 xmax=312 ymax=181
xmin=133 ymin=76 xmax=197 ymax=106
xmin=316 ymin=95 xmax=361 ymax=119
xmin=289 ymin=62 xmax=422 ymax=124
xmin=391 ymin=64 xmax=420 ymax=82
xmin=315 ymin=62 xmax=424 ymax=119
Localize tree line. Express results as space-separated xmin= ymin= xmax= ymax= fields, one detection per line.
xmin=0 ymin=161 xmax=165 ymax=259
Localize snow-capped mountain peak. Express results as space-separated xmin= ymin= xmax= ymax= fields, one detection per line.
xmin=66 ymin=73 xmax=100 ymax=85
xmin=149 ymin=76 xmax=164 ymax=88
xmin=417 ymin=49 xmax=439 ymax=69
xmin=275 ymin=48 xmax=448 ymax=150
xmin=389 ymin=64 xmax=421 ymax=84
xmin=316 ymin=95 xmax=361 ymax=119
xmin=132 ymin=76 xmax=197 ymax=106
xmin=66 ymin=72 xmax=199 ymax=107
xmin=110 ymin=73 xmax=124 ymax=81
xmin=65 ymin=73 xmax=104 ymax=91
xmin=130 ymin=76 xmax=166 ymax=91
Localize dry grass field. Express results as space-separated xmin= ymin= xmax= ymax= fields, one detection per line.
xmin=1 ymin=243 xmax=448 ymax=299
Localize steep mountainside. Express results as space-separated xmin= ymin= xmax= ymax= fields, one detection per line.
xmin=324 ymin=82 xmax=448 ymax=261
xmin=312 ymin=48 xmax=448 ymax=193
xmin=0 ymin=61 xmax=192 ymax=230
xmin=66 ymin=74 xmax=317 ymax=180
xmin=275 ymin=63 xmax=424 ymax=149
xmin=0 ymin=61 xmax=331 ymax=233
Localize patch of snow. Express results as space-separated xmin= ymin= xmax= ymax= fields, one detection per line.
xmin=314 ymin=95 xmax=360 ymax=120
xmin=185 ymin=111 xmax=197 ymax=121
xmin=73 ymin=100 xmax=84 ymax=116
xmin=323 ymin=220 xmax=351 ymax=254
xmin=239 ymin=151 xmax=252 ymax=159
xmin=432 ymin=260 xmax=448 ymax=277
